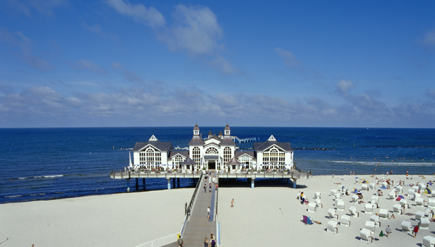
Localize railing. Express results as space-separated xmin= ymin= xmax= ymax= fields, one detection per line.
xmin=110 ymin=170 xmax=203 ymax=179
xmin=185 ymin=172 xmax=203 ymax=217
xmin=135 ymin=233 xmax=178 ymax=247
xmin=215 ymin=172 xmax=219 ymax=246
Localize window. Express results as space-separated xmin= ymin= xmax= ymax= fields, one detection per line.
xmin=223 ymin=147 xmax=232 ymax=164
xmin=174 ymin=154 xmax=184 ymax=165
xmin=263 ymin=147 xmax=285 ymax=165
xmin=206 ymin=147 xmax=218 ymax=154
xmin=192 ymin=147 xmax=201 ymax=164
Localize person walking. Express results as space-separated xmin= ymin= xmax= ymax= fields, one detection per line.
xmin=413 ymin=224 xmax=419 ymax=238
xmin=204 ymin=183 xmax=207 ymax=193
xmin=207 ymin=206 xmax=210 ymax=220
xmin=231 ymin=198 xmax=234 ymax=207
xmin=385 ymin=225 xmax=392 ymax=237
xmin=204 ymin=237 xmax=209 ymax=247
xmin=177 ymin=235 xmax=183 ymax=247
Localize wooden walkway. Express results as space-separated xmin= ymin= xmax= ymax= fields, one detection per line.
xmin=163 ymin=173 xmax=217 ymax=247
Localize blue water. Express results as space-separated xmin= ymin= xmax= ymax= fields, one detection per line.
xmin=0 ymin=127 xmax=434 ymax=204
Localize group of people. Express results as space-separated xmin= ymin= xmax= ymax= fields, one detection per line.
xmin=297 ymin=191 xmax=309 ymax=205
xmin=204 ymin=233 xmax=216 ymax=247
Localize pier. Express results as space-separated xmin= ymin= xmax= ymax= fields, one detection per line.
xmin=231 ymin=136 xmax=258 ymax=143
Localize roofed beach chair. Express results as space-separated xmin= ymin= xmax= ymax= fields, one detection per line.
xmin=393 ymin=204 xmax=402 ymax=215
xmin=369 ymin=184 xmax=375 ymax=190
xmin=334 ymin=193 xmax=341 ymax=200
xmin=419 ymin=183 xmax=427 ymax=191
xmin=314 ymin=192 xmax=321 ymax=199
xmin=370 ymin=215 xmax=381 ymax=227
xmin=315 ymin=198 xmax=323 ymax=208
xmin=365 ymin=203 xmax=374 ymax=214
xmin=362 ymin=184 xmax=369 ymax=191
xmin=400 ymin=199 xmax=409 ymax=209
xmin=351 ymin=194 xmax=359 ymax=203
xmin=395 ymin=186 xmax=403 ymax=193
xmin=308 ymin=202 xmax=317 ymax=213
xmin=336 ymin=199 xmax=345 ymax=211
xmin=330 ymin=189 xmax=338 ymax=196
xmin=414 ymin=193 xmax=422 ymax=201
xmin=340 ymin=215 xmax=351 ymax=227
xmin=412 ymin=186 xmax=419 ymax=192
xmin=371 ymin=196 xmax=379 ymax=206
xmin=381 ymin=182 xmax=388 ymax=188
xmin=428 ymin=198 xmax=435 ymax=208
xmin=415 ymin=211 xmax=425 ymax=221
xmin=388 ymin=190 xmax=396 ymax=199
xmin=423 ymin=235 xmax=435 ymax=247
xmin=379 ymin=209 xmax=389 ymax=219
xmin=416 ymin=197 xmax=424 ymax=206
xmin=327 ymin=220 xmax=338 ymax=234
xmin=420 ymin=217 xmax=430 ymax=230
xmin=328 ymin=208 xmax=338 ymax=219
xmin=408 ymin=189 xmax=415 ymax=197
xmin=359 ymin=228 xmax=373 ymax=244
xmin=349 ymin=206 xmax=359 ymax=217
xmin=401 ymin=220 xmax=412 ymax=233
xmin=365 ymin=221 xmax=376 ymax=234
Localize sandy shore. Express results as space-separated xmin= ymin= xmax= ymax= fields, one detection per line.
xmin=0 ymin=189 xmax=193 ymax=247
xmin=218 ymin=174 xmax=435 ymax=247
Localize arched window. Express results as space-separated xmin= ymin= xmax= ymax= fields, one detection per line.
xmin=192 ymin=147 xmax=201 ymax=164
xmin=206 ymin=147 xmax=218 ymax=154
xmin=223 ymin=147 xmax=232 ymax=164
xmin=146 ymin=148 xmax=155 ymax=164
xmin=263 ymin=147 xmax=285 ymax=166
xmin=174 ymin=154 xmax=184 ymax=165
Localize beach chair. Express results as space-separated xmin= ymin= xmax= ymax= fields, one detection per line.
xmin=419 ymin=183 xmax=427 ymax=191
xmin=370 ymin=215 xmax=381 ymax=227
xmin=336 ymin=199 xmax=345 ymax=211
xmin=360 ymin=228 xmax=373 ymax=244
xmin=365 ymin=203 xmax=374 ymax=214
xmin=388 ymin=190 xmax=396 ymax=199
xmin=327 ymin=220 xmax=338 ymax=234
xmin=315 ymin=198 xmax=323 ymax=208
xmin=428 ymin=199 xmax=435 ymax=208
xmin=400 ymin=199 xmax=409 ymax=209
xmin=415 ymin=211 xmax=425 ymax=221
xmin=381 ymin=182 xmax=388 ymax=188
xmin=416 ymin=198 xmax=424 ymax=206
xmin=330 ymin=189 xmax=338 ymax=196
xmin=401 ymin=220 xmax=412 ymax=233
xmin=365 ymin=221 xmax=376 ymax=234
xmin=349 ymin=206 xmax=359 ymax=217
xmin=407 ymin=189 xmax=415 ymax=197
xmin=414 ymin=193 xmax=422 ymax=201
xmin=308 ymin=202 xmax=317 ymax=213
xmin=379 ymin=209 xmax=389 ymax=219
xmin=314 ymin=192 xmax=321 ymax=199
xmin=423 ymin=235 xmax=435 ymax=247
xmin=334 ymin=193 xmax=341 ymax=200
xmin=328 ymin=208 xmax=338 ymax=219
xmin=351 ymin=194 xmax=359 ymax=203
xmin=302 ymin=215 xmax=312 ymax=225
xmin=371 ymin=196 xmax=379 ymax=205
xmin=362 ymin=184 xmax=369 ymax=191
xmin=420 ymin=217 xmax=430 ymax=230
xmin=369 ymin=184 xmax=375 ymax=190
xmin=412 ymin=186 xmax=419 ymax=192
xmin=393 ymin=204 xmax=402 ymax=215
xmin=340 ymin=215 xmax=351 ymax=227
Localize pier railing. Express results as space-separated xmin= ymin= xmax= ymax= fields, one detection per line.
xmin=134 ymin=233 xmax=178 ymax=247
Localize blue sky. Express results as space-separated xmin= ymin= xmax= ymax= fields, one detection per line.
xmin=1 ymin=0 xmax=435 ymax=128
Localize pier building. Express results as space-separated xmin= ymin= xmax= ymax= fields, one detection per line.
xmin=131 ymin=124 xmax=294 ymax=172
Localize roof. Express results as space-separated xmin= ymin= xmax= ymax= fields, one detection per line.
xmin=253 ymin=135 xmax=292 ymax=151
xmin=169 ymin=151 xmax=189 ymax=158
xmin=227 ymin=156 xmax=241 ymax=165
xmin=133 ymin=140 xmax=173 ymax=152
xmin=235 ymin=151 xmax=255 ymax=158
xmin=225 ymin=124 xmax=230 ymax=130
xmin=194 ymin=124 xmax=200 ymax=130
xmin=220 ymin=137 xmax=235 ymax=146
xmin=188 ymin=136 xmax=204 ymax=146
xmin=181 ymin=157 xmax=196 ymax=165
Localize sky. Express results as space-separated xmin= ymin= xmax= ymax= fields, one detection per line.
xmin=1 ymin=0 xmax=435 ymax=128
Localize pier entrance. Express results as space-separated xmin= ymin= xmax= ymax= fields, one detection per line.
xmin=208 ymin=161 xmax=216 ymax=170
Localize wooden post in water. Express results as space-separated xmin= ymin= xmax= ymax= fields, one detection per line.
xmin=126 ymin=179 xmax=130 ymax=192
xmin=135 ymin=178 xmax=139 ymax=190
xmin=142 ymin=178 xmax=145 ymax=190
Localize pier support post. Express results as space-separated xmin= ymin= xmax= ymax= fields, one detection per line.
xmin=126 ymin=179 xmax=130 ymax=192
xmin=167 ymin=178 xmax=171 ymax=190
xmin=292 ymin=179 xmax=297 ymax=188
xmin=143 ymin=178 xmax=145 ymax=190
xmin=251 ymin=178 xmax=255 ymax=189
xmin=173 ymin=178 xmax=176 ymax=188
xmin=135 ymin=178 xmax=139 ymax=190
xmin=177 ymin=178 xmax=180 ymax=188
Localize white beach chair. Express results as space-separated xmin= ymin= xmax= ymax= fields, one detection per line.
xmin=349 ymin=206 xmax=359 ymax=217
xmin=365 ymin=203 xmax=374 ymax=214
xmin=315 ymin=198 xmax=323 ymax=208
xmin=420 ymin=217 xmax=430 ymax=230
xmin=314 ymin=192 xmax=321 ymax=199
xmin=393 ymin=204 xmax=402 ymax=215
xmin=419 ymin=183 xmax=427 ymax=191
xmin=428 ymin=198 xmax=435 ymax=208
xmin=416 ymin=197 xmax=424 ymax=206
xmin=423 ymin=235 xmax=435 ymax=247
xmin=360 ymin=228 xmax=373 ymax=244
xmin=328 ymin=208 xmax=338 ymax=219
xmin=401 ymin=220 xmax=412 ymax=233
xmin=416 ymin=211 xmax=425 ymax=221
xmin=308 ymin=202 xmax=317 ymax=213
xmin=388 ymin=190 xmax=396 ymax=199
xmin=327 ymin=220 xmax=338 ymax=234
xmin=351 ymin=194 xmax=359 ymax=203
xmin=381 ymin=182 xmax=388 ymax=188
xmin=414 ymin=193 xmax=422 ymax=201
xmin=400 ymin=199 xmax=409 ymax=209
xmin=336 ymin=199 xmax=345 ymax=211
xmin=371 ymin=196 xmax=379 ymax=205
xmin=408 ymin=189 xmax=415 ymax=197
xmin=334 ymin=193 xmax=342 ymax=201
xmin=330 ymin=189 xmax=338 ymax=196
xmin=340 ymin=215 xmax=351 ymax=227
xmin=412 ymin=186 xmax=419 ymax=192
xmin=362 ymin=184 xmax=369 ymax=191
xmin=379 ymin=209 xmax=389 ymax=219
xmin=370 ymin=215 xmax=381 ymax=227
xmin=365 ymin=221 xmax=376 ymax=233
xmin=395 ymin=186 xmax=403 ymax=193
xmin=369 ymin=184 xmax=375 ymax=190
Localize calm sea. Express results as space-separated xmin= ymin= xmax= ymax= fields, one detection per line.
xmin=0 ymin=127 xmax=434 ymax=204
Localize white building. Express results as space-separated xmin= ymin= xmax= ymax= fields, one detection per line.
xmin=132 ymin=124 xmax=294 ymax=171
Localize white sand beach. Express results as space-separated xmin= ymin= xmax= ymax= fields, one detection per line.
xmin=1 ymin=174 xmax=434 ymax=247
xmin=219 ymin=174 xmax=435 ymax=247
xmin=0 ymin=189 xmax=193 ymax=247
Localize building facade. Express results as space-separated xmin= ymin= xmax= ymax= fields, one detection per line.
xmin=131 ymin=124 xmax=294 ymax=171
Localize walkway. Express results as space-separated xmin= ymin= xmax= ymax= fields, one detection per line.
xmin=163 ymin=173 xmax=217 ymax=246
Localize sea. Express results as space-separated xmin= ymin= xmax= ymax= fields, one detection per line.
xmin=1 ymin=127 xmax=434 ymax=204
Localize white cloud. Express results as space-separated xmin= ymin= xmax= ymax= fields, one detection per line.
xmin=335 ymin=80 xmax=355 ymax=96
xmin=275 ymin=47 xmax=300 ymax=67
xmin=75 ymin=59 xmax=106 ymax=74
xmin=105 ymin=0 xmax=165 ymax=27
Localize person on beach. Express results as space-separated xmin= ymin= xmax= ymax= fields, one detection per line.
xmin=204 ymin=237 xmax=209 ymax=247
xmin=413 ymin=225 xmax=419 ymax=238
xmin=209 ymin=183 xmax=212 ymax=192
xmin=177 ymin=235 xmax=184 ymax=247
xmin=231 ymin=198 xmax=234 ymax=207
xmin=385 ymin=225 xmax=392 ymax=237
xmin=207 ymin=207 xmax=210 ymax=220
xmin=204 ymin=183 xmax=207 ymax=193
xmin=210 ymin=235 xmax=216 ymax=247
xmin=215 ymin=183 xmax=218 ymax=191
xmin=297 ymin=191 xmax=301 ymax=200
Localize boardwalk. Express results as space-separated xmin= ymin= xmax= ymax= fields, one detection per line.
xmin=163 ymin=173 xmax=217 ymax=247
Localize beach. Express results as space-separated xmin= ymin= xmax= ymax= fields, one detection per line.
xmin=1 ymin=174 xmax=434 ymax=247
